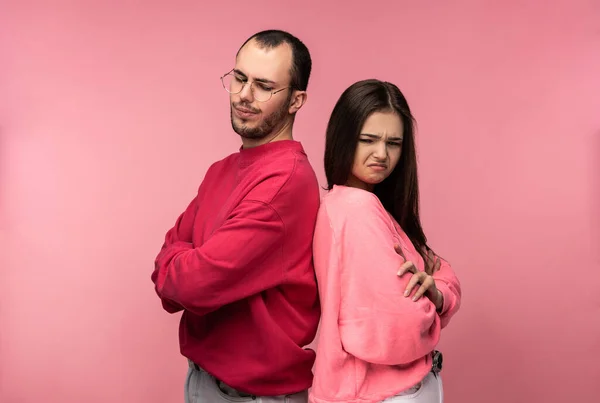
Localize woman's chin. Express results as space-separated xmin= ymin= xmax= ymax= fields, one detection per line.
xmin=364 ymin=176 xmax=387 ymax=185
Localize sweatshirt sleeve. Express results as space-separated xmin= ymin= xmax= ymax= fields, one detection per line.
xmin=433 ymin=258 xmax=462 ymax=328
xmin=152 ymin=195 xmax=199 ymax=314
xmin=333 ymin=196 xmax=441 ymax=366
xmin=151 ymin=200 xmax=286 ymax=317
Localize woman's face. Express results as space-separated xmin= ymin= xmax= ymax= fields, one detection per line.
xmin=347 ymin=111 xmax=404 ymax=191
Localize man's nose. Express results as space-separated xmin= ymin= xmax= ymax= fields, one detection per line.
xmin=239 ymin=82 xmax=254 ymax=102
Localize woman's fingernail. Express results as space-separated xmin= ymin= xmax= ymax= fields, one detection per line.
xmin=404 ymin=290 xmax=409 ymax=296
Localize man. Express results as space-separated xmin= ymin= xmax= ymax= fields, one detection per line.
xmin=151 ymin=30 xmax=320 ymax=402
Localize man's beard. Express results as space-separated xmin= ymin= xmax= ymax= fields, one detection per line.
xmin=230 ymin=96 xmax=291 ymax=139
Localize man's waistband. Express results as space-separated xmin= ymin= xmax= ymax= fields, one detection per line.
xmin=188 ymin=360 xmax=308 ymax=400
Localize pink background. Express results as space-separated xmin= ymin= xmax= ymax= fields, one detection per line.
xmin=1 ymin=1 xmax=599 ymax=402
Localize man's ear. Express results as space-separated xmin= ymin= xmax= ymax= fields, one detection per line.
xmin=288 ymin=90 xmax=307 ymax=114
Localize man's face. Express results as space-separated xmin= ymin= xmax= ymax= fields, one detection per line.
xmin=229 ymin=39 xmax=293 ymax=139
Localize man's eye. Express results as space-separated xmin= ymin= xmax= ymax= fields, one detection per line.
xmin=258 ymin=84 xmax=273 ymax=91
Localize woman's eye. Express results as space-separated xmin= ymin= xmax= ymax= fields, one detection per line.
xmin=388 ymin=142 xmax=402 ymax=147
xmin=359 ymin=139 xmax=373 ymax=144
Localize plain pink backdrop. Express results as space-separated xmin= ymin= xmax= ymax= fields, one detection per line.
xmin=1 ymin=1 xmax=599 ymax=402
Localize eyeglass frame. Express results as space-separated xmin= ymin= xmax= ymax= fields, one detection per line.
xmin=220 ymin=69 xmax=293 ymax=102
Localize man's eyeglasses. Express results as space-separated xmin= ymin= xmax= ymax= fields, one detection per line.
xmin=220 ymin=69 xmax=291 ymax=103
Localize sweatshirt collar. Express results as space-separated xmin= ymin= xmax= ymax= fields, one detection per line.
xmin=238 ymin=140 xmax=304 ymax=165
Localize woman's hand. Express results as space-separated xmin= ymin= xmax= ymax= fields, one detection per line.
xmin=394 ymin=245 xmax=444 ymax=311
xmin=422 ymin=248 xmax=441 ymax=275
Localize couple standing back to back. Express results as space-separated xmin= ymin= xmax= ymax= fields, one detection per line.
xmin=151 ymin=29 xmax=462 ymax=403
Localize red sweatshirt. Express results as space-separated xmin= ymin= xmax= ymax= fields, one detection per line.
xmin=151 ymin=140 xmax=321 ymax=395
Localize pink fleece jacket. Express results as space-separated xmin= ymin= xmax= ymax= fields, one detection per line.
xmin=309 ymin=185 xmax=461 ymax=403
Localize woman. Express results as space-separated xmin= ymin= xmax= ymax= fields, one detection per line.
xmin=310 ymin=79 xmax=461 ymax=403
